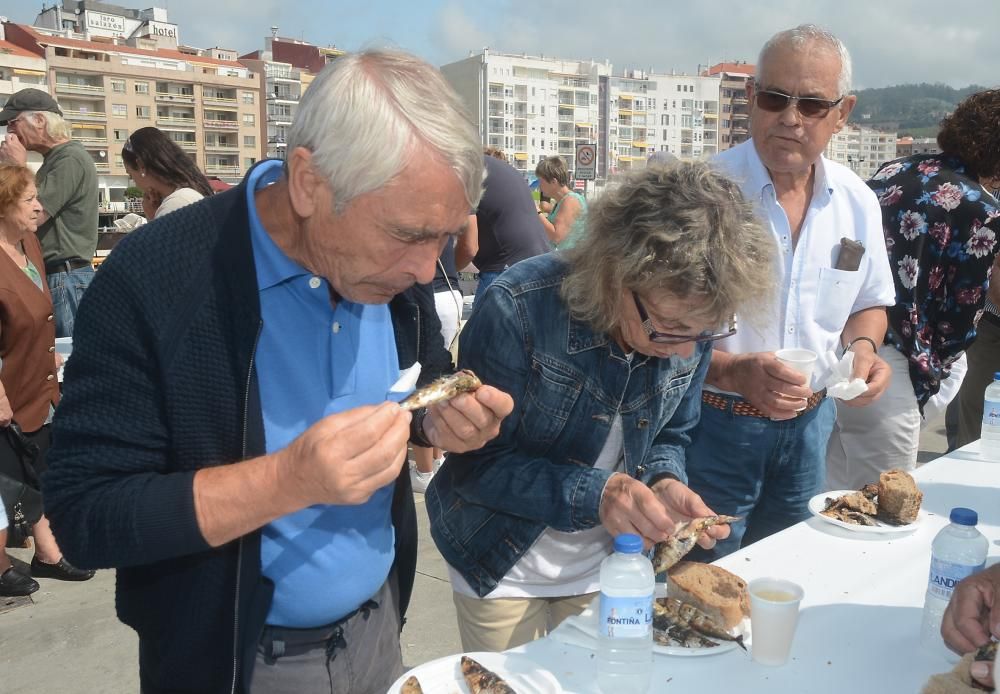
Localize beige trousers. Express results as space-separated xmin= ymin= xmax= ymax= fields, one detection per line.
xmin=452 ymin=591 xmax=595 ymax=652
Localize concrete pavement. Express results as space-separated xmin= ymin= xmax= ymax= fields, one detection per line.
xmin=0 ymin=418 xmax=950 ymax=692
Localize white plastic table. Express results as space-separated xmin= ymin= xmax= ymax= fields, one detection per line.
xmin=507 ymin=442 xmax=1000 ymax=693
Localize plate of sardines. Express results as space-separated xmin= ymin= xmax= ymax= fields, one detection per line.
xmin=649 ymin=515 xmax=750 ymax=655
xmin=388 ymin=651 xmax=562 ymax=694
xmin=809 ymin=468 xmax=925 ymax=535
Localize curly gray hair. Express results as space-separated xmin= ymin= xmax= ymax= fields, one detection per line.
xmin=561 ymin=161 xmax=777 ymax=333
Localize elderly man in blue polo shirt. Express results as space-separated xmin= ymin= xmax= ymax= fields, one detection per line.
xmin=43 ymin=50 xmax=513 ymax=694
xmin=683 ymin=25 xmax=896 ymax=559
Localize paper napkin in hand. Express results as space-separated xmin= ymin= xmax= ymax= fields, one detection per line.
xmin=821 ymin=350 xmax=868 ymax=400
xmin=387 ymin=362 xmax=421 ymax=402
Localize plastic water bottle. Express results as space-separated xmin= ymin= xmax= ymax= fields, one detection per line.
xmin=920 ymin=508 xmax=989 ymax=659
xmin=981 ymin=372 xmax=1000 ymax=461
xmin=597 ymin=533 xmax=654 ymax=693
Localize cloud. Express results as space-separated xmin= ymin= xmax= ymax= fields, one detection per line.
xmin=432 ymin=2 xmax=491 ymax=58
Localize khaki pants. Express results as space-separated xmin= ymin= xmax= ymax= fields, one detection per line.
xmin=452 ymin=591 xmax=595 ymax=652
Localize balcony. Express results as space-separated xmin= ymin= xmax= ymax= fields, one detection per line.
xmin=63 ymin=109 xmax=107 ymax=122
xmin=157 ymin=115 xmax=197 ymax=128
xmin=205 ymin=142 xmax=239 ymax=151
xmin=155 ymin=91 xmax=195 ymax=104
xmin=203 ymin=96 xmax=238 ymax=109
xmin=94 ymin=162 xmax=110 ymax=173
xmin=73 ymin=136 xmax=108 ymax=147
xmin=732 ymin=96 xmax=748 ymax=105
xmin=267 ymin=92 xmax=299 ymax=102
xmin=205 ymin=165 xmax=241 ymax=176
xmin=203 ymin=119 xmax=239 ymax=130
xmin=172 ymin=140 xmax=197 ymax=151
xmin=55 ymin=82 xmax=104 ymax=95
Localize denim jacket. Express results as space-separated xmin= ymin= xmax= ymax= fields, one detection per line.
xmin=426 ymin=253 xmax=711 ymax=597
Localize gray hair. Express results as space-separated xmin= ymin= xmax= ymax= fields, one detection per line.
xmin=288 ymin=49 xmax=484 ymax=213
xmin=561 ymin=162 xmax=777 ymax=333
xmin=758 ymin=24 xmax=853 ymax=96
xmin=28 ymin=110 xmax=71 ymax=140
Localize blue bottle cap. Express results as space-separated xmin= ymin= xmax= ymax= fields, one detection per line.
xmin=950 ymin=507 xmax=978 ymax=526
xmin=994 ymin=372 xmax=1000 ymax=381
xmin=614 ymin=533 xmax=644 ymax=554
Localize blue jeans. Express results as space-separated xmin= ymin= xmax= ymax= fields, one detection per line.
xmin=684 ymin=396 xmax=836 ymax=560
xmin=47 ymin=265 xmax=94 ymax=338
xmin=472 ymin=270 xmax=503 ymax=310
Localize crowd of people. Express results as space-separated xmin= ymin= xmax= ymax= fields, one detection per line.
xmin=0 ymin=21 xmax=996 ymax=694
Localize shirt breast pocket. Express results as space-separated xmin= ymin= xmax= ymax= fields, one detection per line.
xmin=815 ymin=267 xmax=862 ymax=333
xmin=519 ymin=360 xmax=582 ymax=450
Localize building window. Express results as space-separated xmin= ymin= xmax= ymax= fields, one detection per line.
xmin=242 ymin=113 xmax=255 ymax=125
xmin=114 ymin=154 xmax=123 ymax=166
xmin=135 ymin=81 xmax=149 ymax=94
xmin=242 ymin=91 xmax=255 ymax=104
xmin=111 ymin=79 xmax=126 ymax=93
xmin=136 ymin=105 xmax=150 ymax=119
xmin=113 ymin=128 xmax=128 ymax=141
xmin=245 ymin=157 xmax=256 ymax=169
xmin=111 ymin=104 xmax=127 ymax=117
xmin=244 ymin=135 xmax=256 ymax=147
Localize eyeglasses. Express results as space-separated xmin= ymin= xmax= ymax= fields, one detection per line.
xmin=632 ymin=292 xmax=737 ymax=345
xmin=753 ymin=85 xmax=844 ymax=119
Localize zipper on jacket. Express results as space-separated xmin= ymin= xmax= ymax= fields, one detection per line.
xmin=232 ymin=319 xmax=263 ymax=694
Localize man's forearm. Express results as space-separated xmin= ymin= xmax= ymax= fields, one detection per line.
xmin=841 ymin=306 xmax=888 ymax=350
xmin=193 ymin=450 xmax=308 ymax=547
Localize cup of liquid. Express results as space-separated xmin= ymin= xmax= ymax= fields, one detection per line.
xmin=748 ymin=577 xmax=805 ymax=666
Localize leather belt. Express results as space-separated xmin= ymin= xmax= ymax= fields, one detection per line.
xmin=702 ymin=389 xmax=827 ymax=418
xmin=45 ymin=258 xmax=92 ymax=274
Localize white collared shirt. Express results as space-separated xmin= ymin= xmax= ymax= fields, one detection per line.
xmin=710 ymin=139 xmax=895 ymax=366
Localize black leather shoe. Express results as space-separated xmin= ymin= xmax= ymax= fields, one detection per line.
xmin=30 ymin=556 xmax=95 ymax=581
xmin=0 ymin=566 xmax=40 ymax=596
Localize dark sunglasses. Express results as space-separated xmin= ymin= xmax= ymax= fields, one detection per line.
xmin=753 ymin=85 xmax=844 ymax=119
xmin=632 ymin=292 xmax=737 ymax=345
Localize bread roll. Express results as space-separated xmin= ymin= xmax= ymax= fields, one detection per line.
xmin=666 ymin=561 xmax=749 ymax=630
xmin=877 ymin=468 xmax=923 ymax=525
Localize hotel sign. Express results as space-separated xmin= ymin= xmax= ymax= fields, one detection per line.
xmin=147 ymin=21 xmax=179 ymax=39
xmin=86 ymin=12 xmax=125 ymax=33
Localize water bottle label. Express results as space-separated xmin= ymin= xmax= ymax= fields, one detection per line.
xmin=984 ymin=399 xmax=1000 ymax=429
xmin=599 ymin=592 xmax=652 ymax=639
xmin=927 ymin=557 xmax=986 ymax=601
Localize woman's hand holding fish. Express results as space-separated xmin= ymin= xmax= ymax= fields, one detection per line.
xmin=650 ymin=478 xmax=731 ymax=550
xmin=598 ymin=473 xmax=675 ymax=548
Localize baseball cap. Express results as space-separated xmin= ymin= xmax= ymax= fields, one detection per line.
xmin=0 ymin=88 xmax=63 ymax=125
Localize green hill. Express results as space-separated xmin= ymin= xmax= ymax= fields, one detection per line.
xmin=850 ymin=83 xmax=987 ymax=136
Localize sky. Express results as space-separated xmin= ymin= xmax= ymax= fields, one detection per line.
xmin=3 ymin=0 xmax=997 ymax=90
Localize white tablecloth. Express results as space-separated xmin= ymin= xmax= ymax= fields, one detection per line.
xmin=506 ymin=442 xmax=1000 ymax=693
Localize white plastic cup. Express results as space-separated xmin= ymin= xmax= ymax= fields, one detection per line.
xmin=775 ymin=348 xmax=818 ymax=383
xmin=748 ymin=577 xmax=804 ymax=666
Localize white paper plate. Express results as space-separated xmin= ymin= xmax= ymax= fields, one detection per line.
xmin=808 ymin=490 xmax=923 ymax=535
xmin=388 ymin=651 xmax=563 ymax=694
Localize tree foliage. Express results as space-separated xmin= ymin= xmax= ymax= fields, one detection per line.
xmin=850 ymin=83 xmax=987 ymax=135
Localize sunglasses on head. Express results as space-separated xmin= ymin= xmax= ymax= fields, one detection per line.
xmin=753 ymin=84 xmax=844 ymax=119
xmin=632 ymin=292 xmax=737 ymax=345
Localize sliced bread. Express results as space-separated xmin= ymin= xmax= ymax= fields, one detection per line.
xmin=666 ymin=561 xmax=750 ymax=630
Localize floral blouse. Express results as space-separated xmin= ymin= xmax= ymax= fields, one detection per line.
xmin=868 ymin=153 xmax=1000 ymax=410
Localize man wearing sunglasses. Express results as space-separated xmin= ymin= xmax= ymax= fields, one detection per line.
xmin=684 ymin=25 xmax=896 ymax=559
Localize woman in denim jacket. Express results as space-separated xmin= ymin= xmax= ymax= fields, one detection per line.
xmin=427 ymin=162 xmax=778 ymax=652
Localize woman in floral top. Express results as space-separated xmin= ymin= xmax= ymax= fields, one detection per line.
xmin=827 ymin=90 xmax=1000 ymax=490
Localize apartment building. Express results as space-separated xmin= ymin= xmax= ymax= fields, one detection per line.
xmin=703 ymin=62 xmax=754 ymax=151
xmin=896 ymin=136 xmax=940 ymax=158
xmin=603 ymin=70 xmax=721 ymax=174
xmin=442 ymin=49 xmax=610 ymax=177
xmin=825 ymin=123 xmax=898 ymax=180
xmin=241 ymin=35 xmax=345 ymax=160
xmin=34 ymin=1 xmax=181 ymax=50
xmin=5 ymin=21 xmax=262 ymax=207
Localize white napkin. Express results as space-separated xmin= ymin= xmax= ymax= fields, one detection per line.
xmin=388 ymin=362 xmax=421 ymax=402
xmin=548 ymin=597 xmax=601 ymax=651
xmin=820 ymin=350 xmax=868 ymax=400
